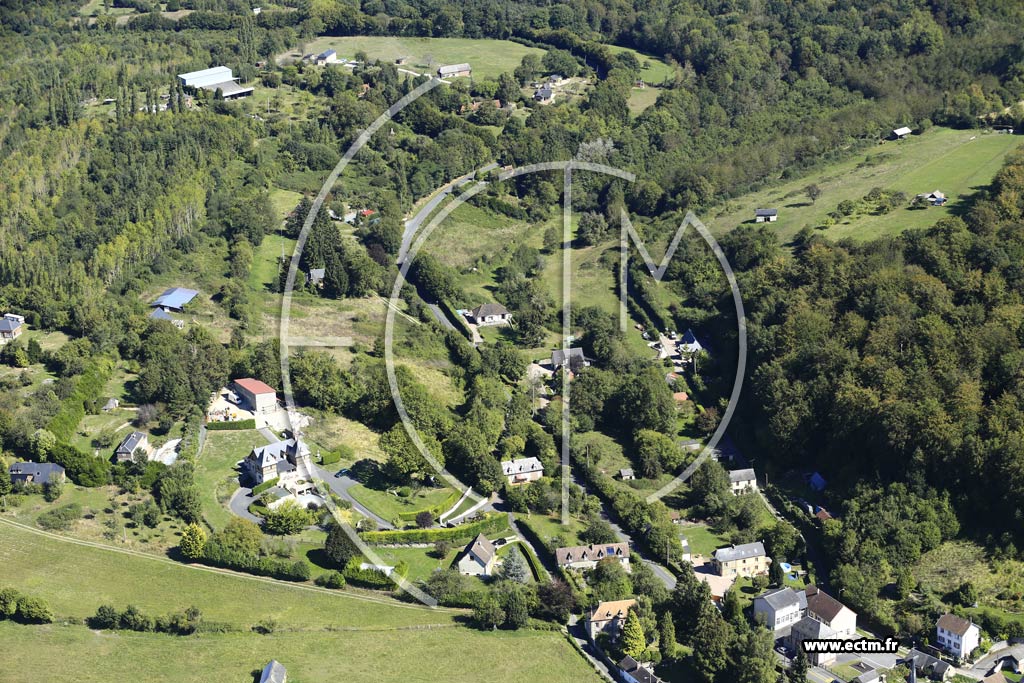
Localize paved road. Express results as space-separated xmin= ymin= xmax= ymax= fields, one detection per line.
xmin=228 ymin=487 xmax=261 ymax=523
xmin=425 ymin=302 xmax=457 ymax=331
xmin=314 ymin=466 xmax=395 ymax=530
xmin=571 ymin=470 xmax=677 ymax=589
xmin=566 ymin=617 xmax=617 ymax=683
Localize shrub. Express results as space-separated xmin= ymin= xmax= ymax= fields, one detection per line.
xmin=37 ymin=503 xmax=83 ymax=530
xmin=315 ymin=571 xmax=346 ymax=589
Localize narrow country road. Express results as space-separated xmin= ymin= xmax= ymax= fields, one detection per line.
xmin=570 ymin=470 xmax=677 ymax=589
xmin=398 ymin=162 xmax=498 ymax=264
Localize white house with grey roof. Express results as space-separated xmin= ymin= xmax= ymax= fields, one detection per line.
xmin=753 ymin=587 xmax=806 ymax=631
xmin=242 ymin=438 xmax=312 ymax=491
xmin=712 ymin=541 xmax=770 ymax=577
xmin=728 ymin=468 xmax=757 ymax=494
xmin=467 ymin=303 xmax=511 ymax=326
xmin=457 ymin=533 xmax=497 ymax=576
xmin=501 ymin=456 xmax=544 ymax=484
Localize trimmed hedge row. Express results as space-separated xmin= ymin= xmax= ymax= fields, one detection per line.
xmin=396 ymin=489 xmax=462 ymax=523
xmin=252 ymin=478 xmax=279 ymax=496
xmin=362 ymin=513 xmax=509 ymax=545
xmin=206 ymin=418 xmax=256 ymax=431
xmin=438 ymin=299 xmax=473 ymax=340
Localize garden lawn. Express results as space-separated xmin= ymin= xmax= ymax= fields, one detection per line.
xmin=517 ymin=512 xmax=585 ymax=551
xmin=0 ymin=621 xmax=599 ymax=683
xmin=196 ymin=429 xmax=257 ymax=530
xmin=679 ymin=523 xmax=731 ymax=560
xmin=372 ymin=545 xmax=458 ymax=582
xmin=708 ymin=127 xmax=1022 ymax=243
xmin=299 ymin=36 xmax=546 ymax=81
xmin=347 ymin=484 xmax=458 ymax=526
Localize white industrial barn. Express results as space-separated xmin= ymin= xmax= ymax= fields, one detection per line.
xmin=177 ymin=66 xmax=253 ymax=99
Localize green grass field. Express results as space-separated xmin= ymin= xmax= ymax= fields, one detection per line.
xmin=709 ymin=127 xmax=1022 ymax=243
xmin=604 ymin=45 xmax=677 ymax=84
xmin=0 ymin=521 xmax=598 ymax=683
xmin=296 ymin=37 xmax=546 ymax=81
xmin=0 ymin=621 xmax=597 ymax=683
xmin=627 ymin=85 xmax=661 ymax=115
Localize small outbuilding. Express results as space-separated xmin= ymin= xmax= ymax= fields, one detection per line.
xmin=437 ymin=63 xmax=472 ymax=78
xmin=754 ymin=208 xmax=778 ymax=223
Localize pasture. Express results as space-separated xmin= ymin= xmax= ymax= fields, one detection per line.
xmin=0 ymin=521 xmax=598 ymax=683
xmin=295 ymin=37 xmax=546 ymax=81
xmin=708 ymin=127 xmax=1022 ymax=243
xmin=0 ymin=621 xmax=597 ymax=683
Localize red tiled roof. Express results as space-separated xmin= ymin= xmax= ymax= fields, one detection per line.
xmin=233 ymin=378 xmax=276 ymax=395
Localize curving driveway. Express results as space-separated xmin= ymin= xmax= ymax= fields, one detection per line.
xmin=227 ymin=486 xmax=261 ymax=524
xmin=314 ymin=465 xmax=395 ymax=530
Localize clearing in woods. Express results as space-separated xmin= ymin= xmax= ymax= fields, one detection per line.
xmin=709 ymin=127 xmax=1022 ymax=243
xmin=294 ymin=36 xmax=547 ymax=80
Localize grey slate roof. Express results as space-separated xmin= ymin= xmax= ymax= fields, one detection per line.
xmin=792 ymin=615 xmax=834 ymax=639
xmin=551 ymin=347 xmax=586 ymax=367
xmin=755 ymin=208 xmax=778 ymax=217
xmin=8 ymin=461 xmax=65 ymax=482
xmin=757 ymin=587 xmax=806 ymax=612
xmin=149 ymin=309 xmax=176 ymax=322
xmin=0 ymin=318 xmax=21 ymax=333
xmin=463 ymin=533 xmax=496 ymax=564
xmin=555 ymin=543 xmax=630 ymax=566
xmin=729 ymin=468 xmax=756 ymax=483
xmin=906 ymin=648 xmax=953 ymax=677
xmin=618 ymin=656 xmax=663 ymax=683
xmin=714 ymin=541 xmax=766 ymax=563
xmin=471 ymin=303 xmax=509 ymax=318
xmin=116 ymin=431 xmax=147 ymax=454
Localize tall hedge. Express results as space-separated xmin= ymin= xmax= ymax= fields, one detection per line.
xmin=361 ymin=513 xmax=509 ymax=545
xmin=47 ymin=357 xmax=115 ymax=442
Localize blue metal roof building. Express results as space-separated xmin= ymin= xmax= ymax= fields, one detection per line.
xmin=151 ymin=287 xmax=199 ymax=311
